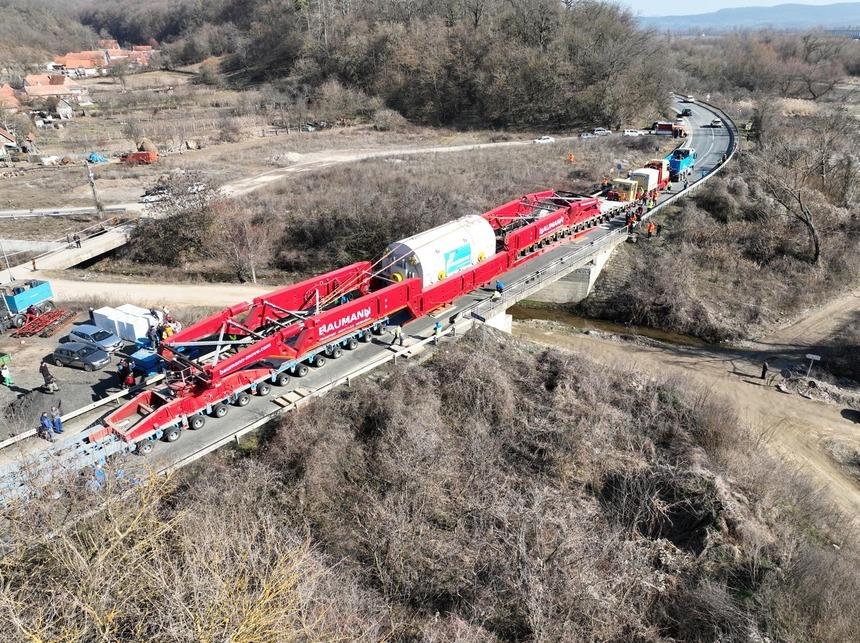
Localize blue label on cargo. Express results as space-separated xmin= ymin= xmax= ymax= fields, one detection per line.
xmin=444 ymin=244 xmax=471 ymax=274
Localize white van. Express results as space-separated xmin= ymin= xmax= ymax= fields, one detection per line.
xmin=622 ymin=129 xmax=642 ymax=137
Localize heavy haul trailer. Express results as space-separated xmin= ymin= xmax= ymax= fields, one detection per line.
xmin=481 ymin=192 xmax=602 ymax=257
xmin=95 ymin=190 xmax=614 ymax=454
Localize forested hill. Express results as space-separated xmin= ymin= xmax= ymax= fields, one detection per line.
xmin=0 ymin=0 xmax=95 ymax=70
xmin=74 ymin=0 xmax=669 ymax=128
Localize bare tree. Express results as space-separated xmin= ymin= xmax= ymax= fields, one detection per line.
xmin=749 ymin=140 xmax=821 ymax=265
xmin=211 ymin=202 xmax=276 ymax=283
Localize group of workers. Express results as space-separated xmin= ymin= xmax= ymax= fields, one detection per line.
xmin=116 ymin=358 xmax=136 ymax=389
xmin=146 ymin=308 xmax=183 ymax=350
xmin=37 ymin=406 xmax=63 ymax=442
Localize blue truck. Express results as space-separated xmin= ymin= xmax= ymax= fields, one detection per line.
xmin=668 ymin=148 xmax=696 ymax=181
xmin=0 ymin=279 xmax=54 ymax=330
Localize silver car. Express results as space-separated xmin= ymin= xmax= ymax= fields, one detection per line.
xmin=52 ymin=342 xmax=111 ymax=371
xmin=69 ymin=324 xmax=123 ymax=353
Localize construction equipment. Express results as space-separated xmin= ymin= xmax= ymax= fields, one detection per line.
xmin=12 ymin=309 xmax=76 ymax=338
xmin=0 ymin=279 xmax=55 ymax=331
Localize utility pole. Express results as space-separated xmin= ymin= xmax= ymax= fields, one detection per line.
xmin=85 ymin=161 xmax=104 ymax=215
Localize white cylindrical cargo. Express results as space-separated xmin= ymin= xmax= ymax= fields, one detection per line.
xmin=381 ymin=215 xmax=497 ymax=288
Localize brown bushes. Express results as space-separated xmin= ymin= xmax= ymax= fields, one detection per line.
xmin=0 ymin=462 xmax=384 ymax=642
xmin=257 ymin=330 xmax=860 ymax=641
xmin=3 ymin=330 xmax=858 ymax=640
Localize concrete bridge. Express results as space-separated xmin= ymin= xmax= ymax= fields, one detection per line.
xmin=7 ymin=223 xmax=133 ymax=275
xmin=0 ymin=96 xmax=738 ymax=492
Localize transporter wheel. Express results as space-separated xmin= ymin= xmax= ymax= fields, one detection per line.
xmin=275 ymin=371 xmax=290 ymax=386
xmin=137 ymin=440 xmax=154 ymax=456
xmin=164 ymin=426 xmax=181 ymax=442
xmin=256 ymin=382 xmax=271 ymax=396
xmin=372 ymin=325 xmax=384 ymax=336
xmin=235 ymin=392 xmax=251 ymax=407
xmin=329 ymin=347 xmax=343 ymax=359
xmin=359 ymin=331 xmax=372 ymax=343
xmin=294 ymin=364 xmax=309 ymax=378
xmin=40 ymin=300 xmax=55 ymax=313
xmin=212 ymin=403 xmax=228 ymax=419
xmin=311 ymin=355 xmax=326 ymax=368
xmin=12 ymin=314 xmax=26 ymax=328
xmin=345 ymin=337 xmax=358 ymax=350
xmin=189 ymin=414 xmax=206 ymax=430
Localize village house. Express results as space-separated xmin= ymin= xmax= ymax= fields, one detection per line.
xmin=23 ymin=75 xmax=92 ymax=105
xmin=50 ymin=51 xmax=106 ymax=78
xmin=47 ymin=43 xmax=155 ymax=78
xmin=0 ymin=127 xmax=18 ymax=159
xmin=0 ymin=84 xmax=20 ymax=113
xmin=53 ymin=98 xmax=74 ymax=120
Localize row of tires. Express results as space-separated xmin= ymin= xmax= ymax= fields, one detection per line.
xmin=134 ymin=322 xmax=385 ymax=455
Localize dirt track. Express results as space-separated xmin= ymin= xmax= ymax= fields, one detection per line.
xmin=513 ymin=285 xmax=860 ymax=525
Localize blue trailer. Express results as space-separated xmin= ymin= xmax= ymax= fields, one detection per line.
xmin=1 ymin=279 xmax=54 ymax=329
xmin=668 ymin=148 xmax=696 ymax=181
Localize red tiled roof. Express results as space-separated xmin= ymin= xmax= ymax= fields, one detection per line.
xmin=24 ymin=74 xmax=52 ymax=86
xmin=65 ymin=59 xmax=98 ymax=69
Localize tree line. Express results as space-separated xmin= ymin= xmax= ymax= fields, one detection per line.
xmin=78 ymin=0 xmax=670 ymax=129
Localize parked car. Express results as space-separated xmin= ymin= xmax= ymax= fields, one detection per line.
xmin=622 ymin=129 xmax=642 ymax=137
xmin=69 ymin=324 xmax=123 ymax=353
xmin=52 ymin=342 xmax=111 ymax=371
xmin=711 ymin=118 xmax=723 ymax=128
xmin=532 ymin=135 xmax=556 ymax=144
xmin=593 ymin=127 xmax=612 ymax=136
xmin=140 ymin=191 xmax=167 ymax=203
xmin=579 ymin=132 xmax=597 ymax=139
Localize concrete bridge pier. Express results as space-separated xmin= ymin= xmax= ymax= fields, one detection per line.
xmin=485 ymin=311 xmax=513 ymax=333
xmin=526 ymin=246 xmax=614 ymax=305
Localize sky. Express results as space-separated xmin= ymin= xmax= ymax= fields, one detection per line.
xmin=622 ymin=0 xmax=846 ymax=17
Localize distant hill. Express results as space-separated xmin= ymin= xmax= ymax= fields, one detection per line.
xmin=639 ymin=2 xmax=860 ymax=31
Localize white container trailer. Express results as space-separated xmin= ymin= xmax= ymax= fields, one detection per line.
xmin=381 ymin=215 xmax=497 ymax=288
xmin=630 ymin=168 xmax=659 ymax=194
xmin=93 ymin=306 xmax=151 ymax=343
xmin=117 ymin=304 xmax=160 ymax=326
